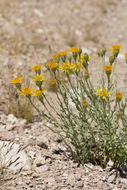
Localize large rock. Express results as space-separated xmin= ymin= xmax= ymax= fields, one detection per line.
xmin=0 ymin=140 xmax=31 ymax=173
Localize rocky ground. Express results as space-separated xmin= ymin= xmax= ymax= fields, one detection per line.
xmin=0 ymin=0 xmax=127 ymax=189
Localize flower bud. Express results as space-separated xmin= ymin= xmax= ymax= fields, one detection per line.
xmin=109 ymin=55 xmax=115 ymax=65
xmin=97 ymin=50 xmax=101 ymax=57
xmin=78 ymin=48 xmax=82 ymax=57
xmin=73 ymin=52 xmax=78 ymax=61
xmin=116 ymin=111 xmax=121 ymax=120
xmin=67 ymin=55 xmax=72 ymax=63
xmin=84 ymin=71 xmax=89 ymax=80
xmin=101 ymin=48 xmax=107 ymax=56
xmin=61 ymin=55 xmax=66 ymax=62
xmin=82 ymin=60 xmax=88 ymax=69
xmin=84 ymin=53 xmax=89 ymax=62
xmin=115 ymin=92 xmax=122 ymax=102
xmin=113 ymin=49 xmax=119 ymax=58
xmin=82 ymin=100 xmax=88 ymax=109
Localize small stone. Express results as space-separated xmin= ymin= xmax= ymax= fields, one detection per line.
xmin=29 ymin=151 xmax=36 ymax=159
xmin=77 ymin=181 xmax=83 ymax=187
xmin=35 ymin=165 xmax=49 ymax=173
xmin=102 ymin=176 xmax=107 ymax=182
xmin=35 ymin=153 xmax=46 ymax=167
xmin=107 ymin=160 xmax=114 ymax=168
xmin=15 ymin=18 xmax=24 ymax=25
xmin=67 ymin=174 xmax=76 ymax=186
xmin=108 ymin=174 xmax=116 ymax=183
xmin=45 ymin=177 xmax=56 ymax=186
xmin=0 ymin=129 xmax=14 ymax=141
xmin=26 ymin=180 xmax=31 ymax=185
xmin=75 ymin=29 xmax=82 ymax=37
xmin=75 ymin=173 xmax=82 ymax=181
xmin=99 ymin=168 xmax=103 ymax=172
xmin=18 ymin=181 xmax=23 ymax=185
xmin=34 ymin=9 xmax=44 ymax=17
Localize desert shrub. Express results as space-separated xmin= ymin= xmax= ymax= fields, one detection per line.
xmin=10 ymin=46 xmax=127 ymax=168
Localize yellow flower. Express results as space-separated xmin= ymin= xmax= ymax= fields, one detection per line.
xmin=10 ymin=77 xmax=23 ymax=85
xmin=59 ymin=51 xmax=67 ymax=56
xmin=110 ymin=45 xmax=122 ymax=53
xmin=95 ymin=88 xmax=112 ymax=100
xmin=103 ymin=65 xmax=113 ymax=75
xmin=32 ymin=74 xmax=46 ymax=82
xmin=78 ymin=54 xmax=91 ymax=63
xmin=112 ymin=45 xmax=122 ymax=50
xmin=19 ymin=86 xmax=34 ymax=97
xmin=49 ymin=79 xmax=56 ymax=85
xmin=68 ymin=47 xmax=78 ymax=53
xmin=52 ymin=54 xmax=59 ymax=59
xmin=32 ymin=89 xmax=44 ymax=96
xmin=47 ymin=61 xmax=58 ymax=69
xmin=32 ymin=65 xmax=41 ymax=71
xmin=109 ymin=48 xmax=114 ymax=53
xmin=71 ymin=62 xmax=83 ymax=72
xmin=115 ymin=92 xmax=122 ymax=101
xmin=59 ymin=62 xmax=71 ymax=74
xmin=125 ymin=53 xmax=127 ymax=57
xmin=82 ymin=101 xmax=88 ymax=108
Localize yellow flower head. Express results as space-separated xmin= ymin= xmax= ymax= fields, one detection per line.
xmin=19 ymin=86 xmax=34 ymax=97
xmin=125 ymin=53 xmax=127 ymax=57
xmin=82 ymin=100 xmax=88 ymax=108
xmin=109 ymin=48 xmax=114 ymax=53
xmin=68 ymin=47 xmax=78 ymax=53
xmin=59 ymin=51 xmax=67 ymax=56
xmin=103 ymin=65 xmax=113 ymax=75
xmin=52 ymin=54 xmax=59 ymax=59
xmin=95 ymin=88 xmax=112 ymax=100
xmin=115 ymin=92 xmax=122 ymax=101
xmin=78 ymin=54 xmax=91 ymax=63
xmin=59 ymin=62 xmax=71 ymax=74
xmin=32 ymin=74 xmax=46 ymax=82
xmin=10 ymin=77 xmax=23 ymax=85
xmin=110 ymin=45 xmax=122 ymax=53
xmin=32 ymin=65 xmax=41 ymax=71
xmin=71 ymin=62 xmax=83 ymax=72
xmin=49 ymin=79 xmax=56 ymax=85
xmin=112 ymin=45 xmax=122 ymax=50
xmin=33 ymin=89 xmax=44 ymax=96
xmin=47 ymin=61 xmax=58 ymax=69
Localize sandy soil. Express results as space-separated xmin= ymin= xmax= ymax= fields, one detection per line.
xmin=0 ymin=0 xmax=127 ymax=189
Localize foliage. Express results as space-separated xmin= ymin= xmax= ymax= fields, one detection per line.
xmin=11 ymin=46 xmax=127 ymax=168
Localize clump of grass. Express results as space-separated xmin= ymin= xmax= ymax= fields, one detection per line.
xmin=7 ymin=85 xmax=33 ymax=123
xmin=0 ymin=141 xmax=24 ymax=185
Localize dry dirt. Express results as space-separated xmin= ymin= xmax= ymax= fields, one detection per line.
xmin=0 ymin=0 xmax=127 ymax=189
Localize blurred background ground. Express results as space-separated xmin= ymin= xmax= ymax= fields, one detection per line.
xmin=0 ymin=0 xmax=127 ymax=189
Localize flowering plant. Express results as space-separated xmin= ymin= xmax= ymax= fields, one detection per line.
xmin=11 ymin=46 xmax=127 ymax=169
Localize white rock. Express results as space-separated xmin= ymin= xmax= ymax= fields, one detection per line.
xmin=34 ymin=153 xmax=46 ymax=166
xmin=118 ymin=53 xmax=125 ymax=60
xmin=36 ymin=28 xmax=44 ymax=34
xmin=15 ymin=18 xmax=24 ymax=25
xmin=34 ymin=9 xmax=44 ymax=17
xmin=45 ymin=177 xmax=56 ymax=186
xmin=81 ymin=47 xmax=91 ymax=54
xmin=29 ymin=151 xmax=36 ymax=159
xmin=35 ymin=165 xmax=49 ymax=173
xmin=7 ymin=114 xmax=17 ymax=125
xmin=0 ymin=141 xmax=31 ymax=172
xmin=67 ymin=174 xmax=76 ymax=186
xmin=75 ymin=30 xmax=82 ymax=37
